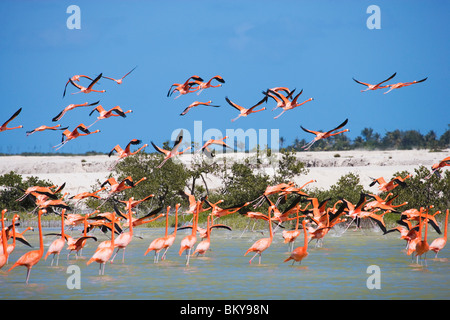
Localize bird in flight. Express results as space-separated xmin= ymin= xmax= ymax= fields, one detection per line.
xmin=68 ymin=73 xmax=106 ymax=95
xmin=300 ymin=119 xmax=349 ymax=150
xmin=52 ymin=101 xmax=100 ymax=122
xmin=383 ymin=76 xmax=428 ymax=94
xmin=352 ymin=72 xmax=396 ymax=92
xmin=180 ymin=101 xmax=220 ymax=116
xmin=102 ymin=66 xmax=137 ymax=85
xmin=225 ymin=95 xmax=268 ymax=122
xmin=1 ymin=108 xmax=23 ymax=133
xmin=63 ymin=75 xmax=93 ymax=98
xmin=151 ymin=130 xmax=191 ymax=168
xmin=26 ymin=124 xmax=68 ymax=136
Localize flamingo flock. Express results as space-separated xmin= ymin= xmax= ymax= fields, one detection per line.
xmin=0 ymin=67 xmax=448 ymax=285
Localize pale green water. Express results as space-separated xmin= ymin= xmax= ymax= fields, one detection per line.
xmin=1 ymin=226 xmax=449 ymax=300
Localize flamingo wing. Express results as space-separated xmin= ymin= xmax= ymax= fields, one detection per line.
xmin=87 ymin=73 xmax=103 ymax=90
xmin=2 ymin=108 xmax=22 ymax=127
xmin=376 ymin=72 xmax=397 ymax=86
xmin=225 ymin=97 xmax=244 ymax=111
xmin=121 ymin=66 xmax=137 ymax=79
xmin=326 ymin=118 xmax=349 ymax=134
xmin=151 ymin=142 xmax=169 ymax=155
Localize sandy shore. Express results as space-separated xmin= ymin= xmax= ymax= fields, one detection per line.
xmin=0 ymin=149 xmax=448 ymax=196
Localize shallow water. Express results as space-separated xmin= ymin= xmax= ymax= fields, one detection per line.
xmin=1 ymin=226 xmax=449 ymax=300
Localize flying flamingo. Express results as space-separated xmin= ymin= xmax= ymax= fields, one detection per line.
xmin=352 ymin=72 xmax=397 ymax=92
xmin=63 ymin=74 xmax=93 ymax=97
xmin=180 ymin=100 xmax=221 ymax=116
xmin=26 ymin=124 xmax=68 ymax=137
xmin=167 ymin=75 xmax=203 ymax=99
xmin=0 ymin=209 xmax=9 ymax=270
xmin=179 ymin=201 xmax=200 ymax=266
xmin=65 ymin=211 xmax=98 ymax=259
xmin=53 ymin=124 xmax=100 ymax=151
xmin=429 ymin=209 xmax=448 ymax=258
xmin=52 ymin=100 xmax=100 ymax=122
xmin=69 ymin=187 xmax=106 ymax=201
xmin=16 ymin=183 xmax=66 ymax=202
xmin=145 ymin=206 xmax=171 ymax=263
xmin=102 ymin=66 xmax=137 ymax=85
xmin=109 ymin=139 xmax=148 ymax=159
xmin=68 ymin=73 xmax=106 ymax=95
xmin=225 ymin=95 xmax=268 ymax=122
xmin=192 ymin=75 xmax=225 ymax=95
xmin=151 ymin=130 xmax=191 ymax=168
xmin=1 ymin=108 xmax=23 ymax=133
xmin=8 ymin=209 xmax=46 ymax=284
xmin=284 ymin=219 xmax=309 ymax=265
xmin=198 ymin=136 xmax=232 ymax=155
xmin=383 ymin=77 xmax=428 ymax=94
xmin=161 ymin=203 xmax=180 ymax=261
xmin=44 ymin=209 xmax=67 ymax=266
xmin=263 ymin=87 xmax=296 ymax=111
xmin=192 ymin=214 xmax=212 ymax=256
xmin=426 ymin=156 xmax=450 ymax=179
xmin=300 ymin=119 xmax=349 ymax=150
xmin=87 ymin=211 xmax=117 ymax=275
xmin=369 ymin=174 xmax=412 ymax=193
xmin=88 ymin=105 xmax=132 ymax=128
xmin=244 ymin=206 xmax=274 ymax=264
xmin=266 ymin=89 xmax=314 ymax=119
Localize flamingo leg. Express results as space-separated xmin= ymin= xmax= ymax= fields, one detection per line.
xmin=25 ymin=267 xmax=31 ymax=284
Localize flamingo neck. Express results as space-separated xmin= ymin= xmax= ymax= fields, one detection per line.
xmin=268 ymin=208 xmax=273 ymax=241
xmin=164 ymin=207 xmax=170 ymax=237
xmin=128 ymin=207 xmax=133 ymax=236
xmin=303 ymin=221 xmax=308 ymax=251
xmin=1 ymin=211 xmax=7 ymax=257
xmin=444 ymin=210 xmax=449 ymax=239
xmin=110 ymin=215 xmax=116 ymax=248
xmin=61 ymin=211 xmax=65 ymax=238
xmin=173 ymin=206 xmax=179 ymax=236
xmin=38 ymin=211 xmax=44 ymax=256
xmin=207 ymin=216 xmax=211 ymax=240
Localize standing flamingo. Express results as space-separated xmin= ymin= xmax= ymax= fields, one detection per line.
xmin=86 ymin=211 xmax=116 ymax=275
xmin=102 ymin=66 xmax=137 ymax=85
xmin=300 ymin=119 xmax=349 ymax=150
xmin=415 ymin=215 xmax=430 ymax=266
xmin=145 ymin=206 xmax=171 ymax=263
xmin=1 ymin=108 xmax=23 ymax=133
xmin=284 ymin=219 xmax=309 ymax=265
xmin=192 ymin=214 xmax=212 ymax=256
xmin=44 ymin=209 xmax=67 ymax=266
xmin=225 ymin=95 xmax=268 ymax=122
xmin=110 ymin=198 xmax=136 ymax=263
xmin=352 ymin=72 xmax=396 ymax=92
xmin=151 ymin=130 xmax=191 ymax=168
xmin=0 ymin=209 xmax=9 ymax=269
xmin=282 ymin=209 xmax=302 ymax=252
xmin=244 ymin=206 xmax=274 ymax=264
xmin=179 ymin=201 xmax=200 ymax=266
xmin=8 ymin=209 xmax=46 ymax=284
xmin=429 ymin=209 xmax=448 ymax=258
xmin=161 ymin=203 xmax=180 ymax=261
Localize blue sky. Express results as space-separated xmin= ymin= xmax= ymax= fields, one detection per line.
xmin=0 ymin=0 xmax=448 ymax=154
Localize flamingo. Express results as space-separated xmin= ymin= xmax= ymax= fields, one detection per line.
xmin=225 ymin=95 xmax=268 ymax=122
xmin=63 ymin=74 xmax=93 ymax=97
xmin=300 ymin=119 xmax=349 ymax=150
xmin=415 ymin=215 xmax=430 ymax=266
xmin=192 ymin=214 xmax=212 ymax=256
xmin=244 ymin=206 xmax=274 ymax=264
xmin=284 ymin=219 xmax=309 ymax=265
xmin=69 ymin=187 xmax=106 ymax=201
xmin=16 ymin=183 xmax=66 ymax=202
xmin=151 ymin=130 xmax=191 ymax=168
xmin=109 ymin=198 xmax=137 ymax=263
xmin=429 ymin=209 xmax=448 ymax=258
xmin=282 ymin=209 xmax=302 ymax=252
xmin=266 ymin=89 xmax=313 ymax=119
xmin=180 ymin=100 xmax=220 ymax=116
xmin=263 ymin=87 xmax=296 ymax=111
xmin=161 ymin=203 xmax=180 ymax=261
xmin=198 ymin=136 xmax=232 ymax=155
xmin=363 ymin=193 xmax=408 ymax=212
xmin=52 ymin=101 xmax=100 ymax=122
xmin=121 ymin=206 xmax=164 ymax=228
xmin=383 ymin=77 xmax=428 ymax=94
xmin=87 ymin=211 xmax=117 ymax=275
xmin=352 ymin=72 xmax=396 ymax=92
xmin=426 ymin=156 xmax=450 ymax=179
xmin=179 ymin=201 xmax=200 ymax=266
xmin=53 ymin=124 xmax=100 ymax=151
xmin=26 ymin=124 xmax=68 ymax=136
xmin=369 ymin=174 xmax=412 ymax=193
xmin=1 ymin=214 xmax=21 ymax=262
xmin=0 ymin=209 xmax=9 ymax=269
xmin=68 ymin=73 xmax=106 ymax=95
xmin=1 ymin=108 xmax=23 ymax=133
xmin=192 ymin=75 xmax=225 ymax=95
xmin=109 ymin=139 xmax=148 ymax=159
xmin=44 ymin=209 xmax=67 ymax=266
xmin=102 ymin=66 xmax=137 ymax=85
xmin=88 ymin=105 xmax=132 ymax=127
xmin=167 ymin=75 xmax=203 ymax=99
xmin=144 ymin=206 xmax=171 ymax=263
xmin=8 ymin=209 xmax=46 ymax=284
xmin=65 ymin=211 xmax=98 ymax=259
